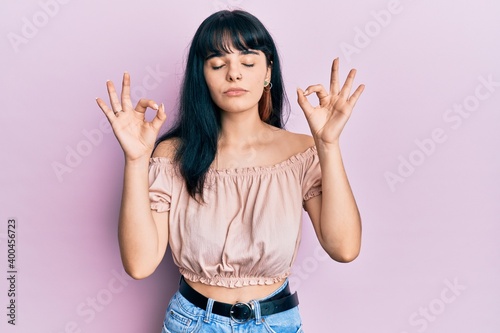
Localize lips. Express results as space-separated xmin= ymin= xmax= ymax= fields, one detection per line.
xmin=224 ymin=88 xmax=248 ymax=96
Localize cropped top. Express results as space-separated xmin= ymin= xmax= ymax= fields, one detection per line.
xmin=148 ymin=146 xmax=322 ymax=288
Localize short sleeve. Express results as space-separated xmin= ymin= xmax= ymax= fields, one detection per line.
xmin=302 ymin=147 xmax=322 ymax=203
xmin=148 ymin=158 xmax=174 ymax=212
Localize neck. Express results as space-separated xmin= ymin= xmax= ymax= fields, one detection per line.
xmin=218 ymin=108 xmax=269 ymax=148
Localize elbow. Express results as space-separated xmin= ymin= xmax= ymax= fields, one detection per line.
xmin=330 ymin=250 xmax=360 ymax=263
xmin=323 ymin=243 xmax=361 ymax=263
xmin=320 ymin=226 xmax=362 ymax=263
xmin=120 ymin=249 xmax=162 ymax=280
xmin=123 ymin=264 xmax=156 ymax=280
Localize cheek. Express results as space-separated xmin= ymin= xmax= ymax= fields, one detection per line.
xmin=207 ymin=85 xmax=220 ymax=102
xmin=251 ymin=76 xmax=266 ymax=95
xmin=203 ymin=73 xmax=218 ymax=97
xmin=253 ymin=70 xmax=268 ymax=88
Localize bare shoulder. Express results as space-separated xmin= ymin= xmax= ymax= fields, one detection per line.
xmin=279 ymin=130 xmax=316 ymax=154
xmin=152 ymin=137 xmax=180 ymax=158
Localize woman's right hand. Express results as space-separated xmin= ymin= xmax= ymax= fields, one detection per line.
xmin=96 ymin=72 xmax=167 ymax=162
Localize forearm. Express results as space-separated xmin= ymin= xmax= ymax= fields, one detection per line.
xmin=317 ymin=142 xmax=361 ymax=262
xmin=118 ymin=157 xmax=161 ymax=278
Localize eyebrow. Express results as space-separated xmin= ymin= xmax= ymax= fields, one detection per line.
xmin=205 ymin=49 xmax=259 ymax=60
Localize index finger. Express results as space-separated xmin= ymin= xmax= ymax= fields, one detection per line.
xmin=329 ymin=57 xmax=340 ymax=96
xmin=121 ymin=72 xmax=133 ymax=110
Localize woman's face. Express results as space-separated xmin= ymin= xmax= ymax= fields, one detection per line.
xmin=203 ymin=46 xmax=271 ymax=115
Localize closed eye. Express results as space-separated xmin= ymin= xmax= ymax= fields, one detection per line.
xmin=212 ymin=64 xmax=225 ymax=70
xmin=242 ymin=64 xmax=254 ymax=68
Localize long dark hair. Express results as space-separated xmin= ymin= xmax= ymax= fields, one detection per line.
xmin=155 ymin=10 xmax=289 ymax=199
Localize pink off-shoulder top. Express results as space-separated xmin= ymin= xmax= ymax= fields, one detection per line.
xmin=148 ymin=145 xmax=322 ymax=288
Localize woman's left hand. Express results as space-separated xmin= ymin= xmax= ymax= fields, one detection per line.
xmin=297 ymin=57 xmax=365 ymax=146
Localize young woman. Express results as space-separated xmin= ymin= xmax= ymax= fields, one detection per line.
xmin=96 ymin=9 xmax=364 ymax=333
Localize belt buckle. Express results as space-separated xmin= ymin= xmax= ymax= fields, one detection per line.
xmin=230 ymin=302 xmax=254 ymax=323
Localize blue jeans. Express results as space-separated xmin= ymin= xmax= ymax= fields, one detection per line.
xmin=161 ymin=279 xmax=303 ymax=332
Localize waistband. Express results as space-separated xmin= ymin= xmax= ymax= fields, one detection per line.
xmin=178 ymin=277 xmax=299 ymax=323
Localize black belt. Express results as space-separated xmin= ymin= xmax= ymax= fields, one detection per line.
xmin=178 ymin=277 xmax=299 ymax=323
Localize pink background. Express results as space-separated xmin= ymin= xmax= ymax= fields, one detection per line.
xmin=1 ymin=0 xmax=499 ymax=332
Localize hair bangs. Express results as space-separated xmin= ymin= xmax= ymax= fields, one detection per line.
xmin=196 ymin=12 xmax=268 ymax=60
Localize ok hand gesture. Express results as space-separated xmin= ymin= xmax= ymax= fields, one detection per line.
xmin=297 ymin=58 xmax=365 ymax=147
xmin=96 ymin=73 xmax=167 ymax=161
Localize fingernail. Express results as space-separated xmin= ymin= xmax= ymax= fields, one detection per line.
xmin=304 ymin=90 xmax=308 ymax=95
xmin=153 ymin=103 xmax=159 ymax=110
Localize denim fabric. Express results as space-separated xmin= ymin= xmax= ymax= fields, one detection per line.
xmin=161 ymin=280 xmax=303 ymax=333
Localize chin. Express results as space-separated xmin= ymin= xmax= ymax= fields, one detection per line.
xmin=218 ymin=102 xmax=259 ymax=114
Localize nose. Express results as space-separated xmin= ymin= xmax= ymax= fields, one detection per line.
xmin=226 ymin=62 xmax=242 ymax=82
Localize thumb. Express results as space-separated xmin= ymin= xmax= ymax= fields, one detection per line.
xmin=297 ymin=88 xmax=314 ymax=116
